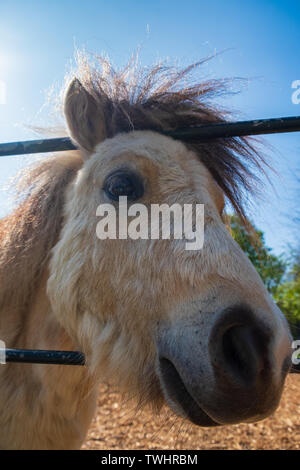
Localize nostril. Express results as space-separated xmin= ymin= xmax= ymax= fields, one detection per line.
xmin=222 ymin=325 xmax=259 ymax=383
xmin=210 ymin=306 xmax=272 ymax=387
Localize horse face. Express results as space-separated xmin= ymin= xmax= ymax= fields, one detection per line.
xmin=48 ymin=129 xmax=291 ymax=427
xmin=47 ymin=78 xmax=293 ymax=427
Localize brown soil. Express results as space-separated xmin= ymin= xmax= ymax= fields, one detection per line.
xmin=82 ymin=375 xmax=299 ymax=450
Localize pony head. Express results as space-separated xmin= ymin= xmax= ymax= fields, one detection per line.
xmin=47 ymin=55 xmax=292 ymax=426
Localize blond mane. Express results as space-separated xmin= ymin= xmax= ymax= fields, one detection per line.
xmin=68 ymin=52 xmax=266 ymax=218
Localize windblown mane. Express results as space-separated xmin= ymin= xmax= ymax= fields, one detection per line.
xmin=0 ymin=53 xmax=267 ymax=323
xmin=68 ymin=52 xmax=266 ymax=219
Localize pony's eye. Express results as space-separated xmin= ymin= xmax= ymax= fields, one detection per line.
xmin=103 ymin=170 xmax=144 ymax=201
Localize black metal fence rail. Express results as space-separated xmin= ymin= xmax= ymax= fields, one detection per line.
xmin=3 ymin=349 xmax=85 ymax=366
xmin=0 ymin=115 xmax=300 ymax=157
xmin=0 ymin=348 xmax=299 ymax=371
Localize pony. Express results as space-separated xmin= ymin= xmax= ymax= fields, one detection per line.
xmin=0 ymin=53 xmax=292 ymax=449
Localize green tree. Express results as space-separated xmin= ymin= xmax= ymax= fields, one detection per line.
xmin=229 ymin=215 xmax=286 ymax=295
xmin=273 ymin=256 xmax=300 ymax=339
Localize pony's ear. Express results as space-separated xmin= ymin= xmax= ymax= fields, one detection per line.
xmin=64 ymin=78 xmax=106 ymax=156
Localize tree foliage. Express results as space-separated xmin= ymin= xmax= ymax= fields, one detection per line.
xmin=229 ymin=215 xmax=286 ymax=294
xmin=273 ymin=258 xmax=300 ymax=338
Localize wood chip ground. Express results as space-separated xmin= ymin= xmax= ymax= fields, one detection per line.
xmin=82 ymin=375 xmax=299 ymax=450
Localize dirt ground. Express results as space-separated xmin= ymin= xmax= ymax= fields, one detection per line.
xmin=82 ymin=375 xmax=299 ymax=450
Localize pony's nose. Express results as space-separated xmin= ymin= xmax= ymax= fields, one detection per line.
xmin=210 ymin=306 xmax=291 ymax=402
xmin=157 ymin=303 xmax=291 ymax=426
xmin=204 ymin=306 xmax=291 ymax=423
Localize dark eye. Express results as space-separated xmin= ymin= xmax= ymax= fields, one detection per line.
xmin=103 ymin=170 xmax=144 ymax=201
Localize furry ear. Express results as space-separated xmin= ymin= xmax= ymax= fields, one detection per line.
xmin=64 ymin=78 xmax=106 ymax=156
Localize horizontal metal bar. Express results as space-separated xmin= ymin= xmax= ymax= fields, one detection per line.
xmin=3 ymin=349 xmax=85 ymax=366
xmin=0 ymin=137 xmax=77 ymax=157
xmin=167 ymin=115 xmax=300 ymax=141
xmin=1 ymin=348 xmax=298 ymax=372
xmin=0 ymin=116 xmax=300 ymax=157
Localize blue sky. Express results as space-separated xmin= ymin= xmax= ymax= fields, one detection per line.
xmin=0 ymin=0 xmax=299 ymax=254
